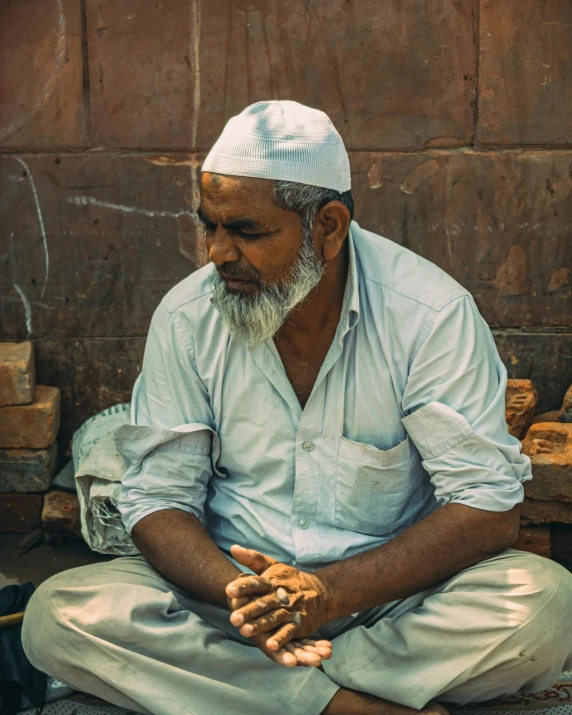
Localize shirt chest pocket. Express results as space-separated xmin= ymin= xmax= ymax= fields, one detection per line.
xmin=334 ymin=435 xmax=421 ymax=536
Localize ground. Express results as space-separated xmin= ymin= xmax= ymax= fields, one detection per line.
xmin=0 ymin=534 xmax=109 ymax=589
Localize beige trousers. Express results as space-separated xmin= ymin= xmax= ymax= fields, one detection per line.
xmin=22 ymin=550 xmax=572 ymax=715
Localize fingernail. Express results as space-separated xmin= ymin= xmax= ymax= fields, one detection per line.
xmin=233 ymin=614 xmax=244 ymax=625
xmin=243 ymin=625 xmax=253 ymax=635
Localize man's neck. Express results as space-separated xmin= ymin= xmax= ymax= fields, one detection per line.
xmin=276 ymin=240 xmax=349 ymax=350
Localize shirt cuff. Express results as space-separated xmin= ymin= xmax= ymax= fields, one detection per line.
xmin=402 ymin=401 xmax=531 ymax=512
xmin=116 ymin=422 xmax=223 ymax=534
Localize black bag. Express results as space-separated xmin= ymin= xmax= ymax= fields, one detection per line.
xmin=0 ymin=582 xmax=46 ymax=715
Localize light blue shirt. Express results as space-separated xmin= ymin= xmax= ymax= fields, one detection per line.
xmin=116 ymin=221 xmax=531 ymax=571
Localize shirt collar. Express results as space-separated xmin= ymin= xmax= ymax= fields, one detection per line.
xmin=340 ymin=222 xmax=361 ymax=335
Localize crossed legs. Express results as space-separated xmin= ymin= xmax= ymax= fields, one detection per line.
xmin=22 ymin=551 xmax=572 ymax=715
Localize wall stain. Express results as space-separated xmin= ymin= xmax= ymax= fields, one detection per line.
xmin=494 ymin=245 xmax=527 ymax=296
xmin=368 ymin=161 xmax=383 ymax=189
xmin=400 ymin=159 xmax=439 ymax=194
xmin=547 ymin=267 xmax=569 ymax=292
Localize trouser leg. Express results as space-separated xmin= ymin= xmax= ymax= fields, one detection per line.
xmin=322 ymin=550 xmax=572 ymax=708
xmin=22 ymin=556 xmax=339 ymax=715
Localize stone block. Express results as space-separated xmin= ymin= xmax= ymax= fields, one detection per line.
xmin=506 ymin=379 xmax=538 ymax=441
xmin=532 ymin=411 xmax=562 ymax=426
xmin=494 ymin=331 xmax=572 ymax=416
xmin=521 ymin=498 xmax=572 ymax=525
xmin=87 ymin=0 xmax=475 ymax=151
xmin=522 ymin=423 xmax=572 ymax=502
xmin=2 ymin=150 xmax=572 ymax=344
xmin=561 ymin=385 xmax=572 ymax=424
xmin=478 ymin=0 xmax=572 ymax=145
xmin=0 ymin=386 xmax=60 ymax=449
xmin=0 ymin=493 xmax=43 ymax=533
xmin=42 ymin=490 xmax=82 ymax=544
xmin=350 ymin=151 xmax=572 ymax=329
xmin=0 ymin=443 xmax=57 ymax=493
xmin=0 ymin=342 xmax=35 ymax=407
xmin=0 ymin=153 xmax=199 ymax=342
xmin=512 ymin=526 xmax=551 ymax=559
xmin=0 ymin=0 xmax=87 ymax=149
xmin=29 ymin=338 xmax=144 ymax=457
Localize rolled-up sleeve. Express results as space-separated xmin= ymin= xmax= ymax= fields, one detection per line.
xmin=116 ymin=302 xmax=220 ymax=534
xmin=402 ymin=294 xmax=532 ymax=512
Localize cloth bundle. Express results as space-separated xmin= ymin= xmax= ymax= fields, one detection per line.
xmin=72 ymin=404 xmax=138 ymax=556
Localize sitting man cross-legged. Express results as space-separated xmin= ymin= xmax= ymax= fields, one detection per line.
xmin=23 ymin=101 xmax=572 ymax=715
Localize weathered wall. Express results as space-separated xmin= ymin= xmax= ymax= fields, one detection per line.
xmin=1 ymin=0 xmax=571 ymax=458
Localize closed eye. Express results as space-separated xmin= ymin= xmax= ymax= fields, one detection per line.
xmin=199 ymin=218 xmax=216 ymax=232
xmin=237 ymin=231 xmax=262 ymax=240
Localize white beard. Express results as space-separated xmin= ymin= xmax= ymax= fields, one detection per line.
xmin=210 ymin=230 xmax=325 ymax=348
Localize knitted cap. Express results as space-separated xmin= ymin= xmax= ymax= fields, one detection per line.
xmin=202 ymin=100 xmax=351 ymax=192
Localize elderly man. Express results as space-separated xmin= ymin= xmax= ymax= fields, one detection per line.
xmin=23 ymin=101 xmax=572 ymax=715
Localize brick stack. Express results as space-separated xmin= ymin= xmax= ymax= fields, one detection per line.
xmin=506 ymin=379 xmax=572 ymax=562
xmin=0 ymin=342 xmax=61 ymax=534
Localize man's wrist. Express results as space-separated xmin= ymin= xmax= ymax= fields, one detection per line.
xmin=312 ymin=570 xmax=338 ymax=625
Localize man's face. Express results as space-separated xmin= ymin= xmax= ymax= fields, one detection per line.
xmin=199 ymin=172 xmax=305 ymax=294
xmin=199 ymin=172 xmax=325 ymax=347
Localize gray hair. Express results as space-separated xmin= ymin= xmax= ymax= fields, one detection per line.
xmin=273 ymin=181 xmax=354 ymax=237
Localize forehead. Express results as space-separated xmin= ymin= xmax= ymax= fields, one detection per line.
xmin=200 ymin=172 xmax=276 ymax=214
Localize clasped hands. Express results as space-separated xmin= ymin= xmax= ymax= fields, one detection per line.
xmin=225 ymin=544 xmax=333 ymax=668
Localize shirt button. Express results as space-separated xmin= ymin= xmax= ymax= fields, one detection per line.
xmin=299 ymin=519 xmax=309 ymax=529
xmin=302 ymin=441 xmax=314 ymax=452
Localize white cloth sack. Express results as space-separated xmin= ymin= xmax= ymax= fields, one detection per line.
xmin=73 ymin=404 xmax=138 ymax=556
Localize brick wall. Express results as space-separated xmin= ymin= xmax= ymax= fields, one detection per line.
xmin=1 ymin=0 xmax=571 ymax=458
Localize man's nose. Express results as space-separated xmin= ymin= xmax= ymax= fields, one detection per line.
xmin=207 ymin=228 xmax=240 ymax=266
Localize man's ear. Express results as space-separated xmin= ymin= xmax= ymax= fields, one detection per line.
xmin=314 ymin=201 xmax=351 ymax=262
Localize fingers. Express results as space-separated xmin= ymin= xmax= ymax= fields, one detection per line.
xmin=298 ymin=639 xmax=332 ymax=648
xmin=266 ymin=621 xmax=298 ymax=652
xmin=230 ymin=544 xmax=278 ymax=575
xmin=230 ymin=593 xmax=283 ymax=627
xmin=284 ymin=642 xmax=322 ymax=668
xmin=228 ymin=595 xmax=250 ymax=612
xmin=253 ymin=634 xmax=333 ymax=669
xmin=238 ymin=608 xmax=293 ymax=637
xmin=250 ymin=633 xmax=297 ymax=669
xmin=298 ymin=638 xmax=332 ymax=660
xmin=225 ymin=574 xmax=272 ymax=600
xmin=271 ymin=649 xmax=297 ymax=668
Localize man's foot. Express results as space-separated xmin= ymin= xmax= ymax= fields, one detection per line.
xmin=322 ymin=688 xmax=449 ymax=715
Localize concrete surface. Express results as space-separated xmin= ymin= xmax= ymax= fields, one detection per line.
xmin=0 ymin=534 xmax=110 ymax=589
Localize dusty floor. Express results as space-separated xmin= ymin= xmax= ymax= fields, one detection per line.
xmin=0 ymin=534 xmax=110 ymax=588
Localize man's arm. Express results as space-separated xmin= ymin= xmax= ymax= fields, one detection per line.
xmin=132 ymin=509 xmax=241 ymax=608
xmin=317 ymin=502 xmax=519 ymax=621
xmin=226 ymin=503 xmax=519 ymax=648
xmin=118 ymin=304 xmax=238 ymax=608
xmin=132 ymin=508 xmax=332 ymax=667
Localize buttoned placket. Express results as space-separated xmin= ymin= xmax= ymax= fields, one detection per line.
xmin=246 ymin=234 xmax=361 ymax=566
xmin=293 ymin=301 xmax=364 ymax=564
xmin=259 ymin=329 xmax=355 ymax=566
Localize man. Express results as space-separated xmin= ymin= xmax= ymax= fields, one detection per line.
xmin=23 ymin=101 xmax=572 ymax=715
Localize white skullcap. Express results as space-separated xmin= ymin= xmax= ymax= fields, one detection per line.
xmin=202 ymin=100 xmax=351 ymax=193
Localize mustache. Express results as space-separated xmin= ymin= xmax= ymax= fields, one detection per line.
xmin=217 ymin=263 xmax=260 ymax=283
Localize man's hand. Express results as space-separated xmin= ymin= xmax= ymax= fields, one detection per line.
xmin=249 ymin=632 xmax=332 ymax=668
xmin=225 ymin=545 xmax=332 ymax=666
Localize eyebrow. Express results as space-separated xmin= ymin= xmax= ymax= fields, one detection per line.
xmin=197 ymin=207 xmax=263 ymax=232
